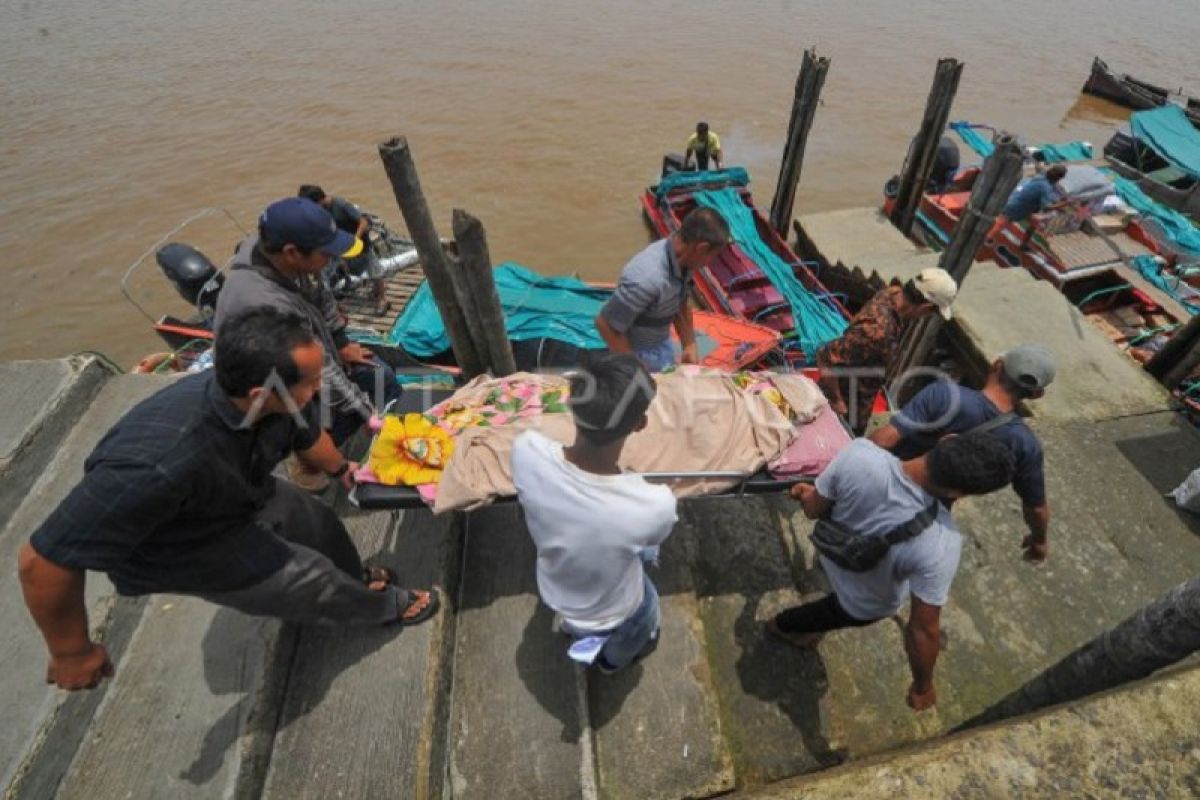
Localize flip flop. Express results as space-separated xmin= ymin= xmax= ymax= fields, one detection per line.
xmin=395 ymin=588 xmax=440 ymax=627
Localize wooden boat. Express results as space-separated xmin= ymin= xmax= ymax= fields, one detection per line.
xmin=1081 ymin=57 xmax=1200 ymax=127
xmin=899 ymin=166 xmax=1195 ymax=364
xmin=641 ymin=168 xmax=850 ymax=367
xmin=132 ymin=214 xmax=779 ymax=374
xmin=1103 ymin=108 xmax=1200 ymax=221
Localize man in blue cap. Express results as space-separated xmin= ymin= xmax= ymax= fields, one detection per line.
xmin=215 ymin=197 xmax=401 ymax=490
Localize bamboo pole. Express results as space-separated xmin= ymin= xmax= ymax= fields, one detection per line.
xmin=452 ymin=209 xmax=517 ymax=377
xmin=378 ymin=136 xmax=486 ymax=377
xmin=887 ymin=135 xmax=1024 ymax=401
xmin=769 ymin=47 xmax=830 ymax=237
xmin=961 ymin=574 xmax=1200 ymax=729
xmin=889 ymin=58 xmax=964 ymax=237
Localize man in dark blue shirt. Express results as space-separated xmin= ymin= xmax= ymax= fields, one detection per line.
xmin=18 ymin=307 xmax=438 ymax=691
xmin=986 ymin=165 xmax=1070 ymax=248
xmin=870 ymin=344 xmax=1056 ymax=563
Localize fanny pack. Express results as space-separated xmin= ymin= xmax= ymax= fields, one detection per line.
xmin=810 ymin=501 xmax=940 ymax=572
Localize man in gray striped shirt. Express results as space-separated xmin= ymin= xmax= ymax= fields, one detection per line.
xmin=595 ymin=208 xmax=731 ymax=371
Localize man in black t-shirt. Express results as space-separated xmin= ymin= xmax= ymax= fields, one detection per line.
xmin=298 ymin=184 xmax=389 ymax=315
xmin=18 ymin=308 xmax=438 ymax=691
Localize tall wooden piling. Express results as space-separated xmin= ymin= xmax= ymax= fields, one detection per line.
xmin=887 ymin=135 xmax=1024 ymax=399
xmin=378 ymin=136 xmax=486 ymax=377
xmin=889 ymin=58 xmax=964 ymax=237
xmin=769 ymin=47 xmax=830 ymax=237
xmin=452 ymin=209 xmax=517 ymax=377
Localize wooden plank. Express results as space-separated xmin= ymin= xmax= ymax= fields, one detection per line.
xmin=262 ymin=508 xmax=460 ymax=799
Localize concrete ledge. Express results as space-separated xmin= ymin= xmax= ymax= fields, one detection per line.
xmin=262 ymin=508 xmax=461 ymax=800
xmin=448 ymin=505 xmax=586 ymax=799
xmin=0 ymin=357 xmax=114 ymax=533
xmin=739 ymin=665 xmax=1200 ymax=799
xmin=1 ymin=374 xmax=172 ymax=793
xmin=947 ymin=264 xmax=1172 ymax=422
xmin=796 ymin=209 xmax=941 ymax=285
xmin=52 ymin=599 xmax=287 ymax=800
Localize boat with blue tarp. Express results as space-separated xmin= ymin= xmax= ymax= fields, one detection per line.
xmin=1104 ymin=105 xmax=1200 ymax=221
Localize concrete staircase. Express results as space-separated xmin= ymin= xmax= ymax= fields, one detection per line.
xmin=6 ymin=350 xmax=1200 ymax=797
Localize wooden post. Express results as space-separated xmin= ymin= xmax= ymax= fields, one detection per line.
xmin=961 ymin=574 xmax=1200 ymax=729
xmin=889 ymin=58 xmax=964 ymax=237
xmin=378 ymin=136 xmax=486 ymax=377
xmin=452 ymin=209 xmax=517 ymax=377
xmin=886 ymin=135 xmax=1024 ymax=401
xmin=769 ymin=47 xmax=830 ymax=237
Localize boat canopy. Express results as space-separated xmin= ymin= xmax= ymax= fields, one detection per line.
xmin=1130 ymin=105 xmax=1200 ymax=180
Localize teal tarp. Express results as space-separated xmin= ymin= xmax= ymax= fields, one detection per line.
xmin=387 ymin=262 xmax=611 ymax=357
xmin=1107 ymin=172 xmax=1200 ymax=257
xmin=655 ymin=167 xmax=750 ymax=199
xmin=691 ymin=187 xmax=847 ymax=359
xmin=1130 ymin=105 xmax=1200 ymax=180
xmin=1131 ymin=254 xmax=1200 ymax=316
xmin=949 ymin=121 xmax=1092 ymax=163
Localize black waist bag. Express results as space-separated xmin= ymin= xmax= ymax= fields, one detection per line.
xmin=810 ymin=502 xmax=940 ymax=572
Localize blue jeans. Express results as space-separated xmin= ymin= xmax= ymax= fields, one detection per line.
xmin=569 ymin=573 xmax=660 ymax=671
xmin=634 ymin=339 xmax=677 ymax=373
xmin=329 ymin=360 xmax=402 ymax=446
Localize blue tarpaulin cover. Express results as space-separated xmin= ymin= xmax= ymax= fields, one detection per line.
xmin=387 ymin=262 xmax=610 ymax=357
xmin=1130 ymin=105 xmax=1200 ymax=180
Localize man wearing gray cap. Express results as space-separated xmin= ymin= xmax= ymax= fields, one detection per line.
xmin=870 ymin=344 xmax=1055 ymax=562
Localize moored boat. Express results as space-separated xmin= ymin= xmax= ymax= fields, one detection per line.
xmin=128 ymin=211 xmax=780 ymax=375
xmin=1103 ymin=105 xmax=1200 ymax=221
xmin=1081 ymin=56 xmax=1200 ymax=127
xmin=641 ymin=167 xmax=850 ymax=367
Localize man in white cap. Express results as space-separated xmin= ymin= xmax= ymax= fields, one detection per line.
xmin=871 ymin=344 xmax=1056 ymax=562
xmin=816 ymin=267 xmax=957 ymax=431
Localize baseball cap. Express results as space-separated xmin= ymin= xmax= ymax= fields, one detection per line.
xmin=1001 ymin=344 xmax=1056 ymax=391
xmin=259 ymin=197 xmax=363 ymax=258
xmin=913 ymin=267 xmax=958 ymax=320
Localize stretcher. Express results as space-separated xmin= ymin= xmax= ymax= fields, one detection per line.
xmin=349 ymin=386 xmax=820 ymax=511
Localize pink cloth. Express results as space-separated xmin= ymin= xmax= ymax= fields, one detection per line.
xmin=767 ymin=404 xmax=852 ymax=478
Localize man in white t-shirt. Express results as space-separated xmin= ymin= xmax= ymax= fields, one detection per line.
xmin=768 ymin=434 xmax=1014 ymax=711
xmin=512 ymin=354 xmax=677 ymax=673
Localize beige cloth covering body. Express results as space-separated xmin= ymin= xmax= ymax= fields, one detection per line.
xmin=432 ymin=370 xmax=827 ymax=514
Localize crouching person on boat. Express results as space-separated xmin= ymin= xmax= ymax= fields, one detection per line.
xmin=216 ymin=197 xmax=401 ymax=491
xmin=18 ymin=307 xmax=438 ymax=691
xmin=594 ymin=207 xmax=731 ymax=372
xmin=985 ymin=164 xmax=1071 ymax=250
xmin=768 ymin=434 xmax=1015 ymax=711
xmin=512 ymin=354 xmax=676 ymax=674
xmin=815 ymin=268 xmax=957 ymax=432
xmin=870 ymin=344 xmax=1056 ymax=563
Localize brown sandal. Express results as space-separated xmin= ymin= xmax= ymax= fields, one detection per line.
xmin=396 ymin=588 xmax=440 ymax=627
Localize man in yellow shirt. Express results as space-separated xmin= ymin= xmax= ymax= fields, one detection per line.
xmin=683 ymin=122 xmax=723 ymax=171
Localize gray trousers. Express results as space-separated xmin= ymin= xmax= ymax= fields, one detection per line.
xmin=191 ymin=481 xmax=401 ymax=626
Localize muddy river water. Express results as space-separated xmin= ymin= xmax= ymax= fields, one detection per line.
xmin=2 ymin=0 xmax=1197 ymax=364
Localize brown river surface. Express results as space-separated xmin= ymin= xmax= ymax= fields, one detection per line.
xmin=2 ymin=0 xmax=1198 ymax=365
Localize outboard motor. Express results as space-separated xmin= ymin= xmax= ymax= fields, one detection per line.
xmin=156 ymin=243 xmax=224 ymax=320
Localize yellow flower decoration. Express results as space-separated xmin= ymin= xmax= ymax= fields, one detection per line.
xmin=367 ymin=413 xmax=456 ymax=486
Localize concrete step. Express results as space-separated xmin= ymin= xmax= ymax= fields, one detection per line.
xmin=685 ymin=497 xmax=843 ymax=788
xmin=730 ymin=664 xmax=1200 ymax=799
xmin=2 ymin=373 xmax=175 ymax=795
xmin=262 ymin=507 xmax=461 ymax=800
xmin=589 ymin=516 xmax=734 ymax=800
xmin=0 ymin=356 xmax=114 ymax=533
xmin=448 ymin=504 xmax=587 ymax=799
xmin=52 ymin=598 xmax=290 ymax=800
